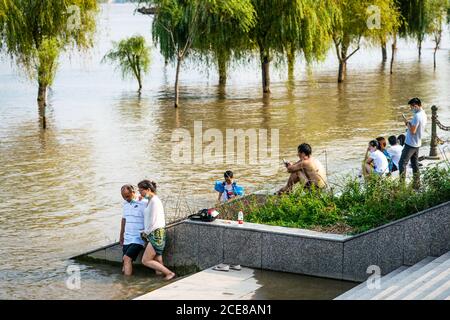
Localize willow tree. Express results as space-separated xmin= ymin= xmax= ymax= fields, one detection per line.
xmin=376 ymin=0 xmax=402 ymax=63
xmin=286 ymin=0 xmax=337 ymax=79
xmin=398 ymin=0 xmax=429 ymax=58
xmin=194 ymin=0 xmax=256 ymax=87
xmin=151 ymin=0 xmax=255 ymax=107
xmin=0 ymin=2 xmax=5 ymax=45
xmin=0 ymin=0 xmax=98 ymax=126
xmin=331 ymin=0 xmax=400 ymax=83
xmin=426 ymin=0 xmax=449 ymax=69
xmin=102 ymin=35 xmax=151 ymax=92
xmin=249 ymin=0 xmax=335 ymax=93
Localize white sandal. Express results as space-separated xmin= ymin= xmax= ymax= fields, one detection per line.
xmin=213 ymin=264 xmax=230 ymax=272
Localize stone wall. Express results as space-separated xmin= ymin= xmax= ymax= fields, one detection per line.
xmin=74 ymin=201 xmax=450 ymax=282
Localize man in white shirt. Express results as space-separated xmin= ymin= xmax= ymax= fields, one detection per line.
xmin=119 ymin=184 xmax=147 ymax=276
xmin=398 ymin=98 xmax=427 ymax=189
xmin=387 ymin=135 xmax=403 ymax=172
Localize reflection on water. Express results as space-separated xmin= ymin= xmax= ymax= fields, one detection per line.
xmin=0 ymin=3 xmax=449 ymax=299
xmin=251 ymin=269 xmax=356 ymax=300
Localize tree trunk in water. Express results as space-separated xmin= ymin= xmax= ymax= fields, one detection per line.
xmin=338 ymin=60 xmax=346 ymax=83
xmin=138 ymin=77 xmax=142 ymax=93
xmin=260 ymin=49 xmax=271 ymax=94
xmin=433 ymin=46 xmax=437 ymax=70
xmin=37 ymin=82 xmax=47 ymax=106
xmin=174 ymin=56 xmax=182 ymax=108
xmin=390 ymin=35 xmax=397 ymax=74
xmin=287 ymin=46 xmax=295 ymax=80
xmin=337 ymin=41 xmax=348 ymax=83
xmin=37 ymin=82 xmax=47 ymax=129
xmin=218 ymin=56 xmax=227 ymax=87
xmin=381 ymin=42 xmax=387 ymax=62
xmin=418 ymin=40 xmax=422 ymax=59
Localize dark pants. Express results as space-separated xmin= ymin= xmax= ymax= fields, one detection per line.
xmin=398 ymin=144 xmax=420 ymax=188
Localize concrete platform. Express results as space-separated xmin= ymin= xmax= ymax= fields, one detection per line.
xmin=135 ymin=267 xmax=260 ymax=300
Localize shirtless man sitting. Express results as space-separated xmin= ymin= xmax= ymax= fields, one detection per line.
xmin=277 ymin=143 xmax=327 ymax=195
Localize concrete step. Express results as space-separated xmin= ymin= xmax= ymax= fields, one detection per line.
xmin=373 ymin=252 xmax=450 ymax=300
xmin=387 ymin=256 xmax=450 ymax=300
xmin=356 ymin=256 xmax=437 ymax=300
xmin=335 ymin=266 xmax=407 ymax=300
xmin=422 ymin=279 xmax=450 ymax=300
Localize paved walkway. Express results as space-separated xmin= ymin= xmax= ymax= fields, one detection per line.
xmin=135 ymin=266 xmax=261 ymax=300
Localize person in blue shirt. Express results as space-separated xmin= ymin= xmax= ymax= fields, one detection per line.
xmin=398 ymin=98 xmax=427 ymax=189
xmin=215 ymin=171 xmax=244 ymax=203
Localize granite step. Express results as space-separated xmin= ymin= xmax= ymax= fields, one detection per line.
xmin=356 ymin=256 xmax=436 ymax=300
xmin=335 ymin=266 xmax=407 ymax=300
xmin=386 ymin=256 xmax=450 ymax=300
xmin=371 ymin=252 xmax=450 ymax=300
xmin=422 ymin=279 xmax=450 ymax=300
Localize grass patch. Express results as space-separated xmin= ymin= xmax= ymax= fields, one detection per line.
xmin=245 ymin=165 xmax=450 ymax=235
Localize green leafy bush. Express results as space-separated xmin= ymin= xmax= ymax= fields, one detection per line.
xmin=246 ymin=165 xmax=450 ymax=235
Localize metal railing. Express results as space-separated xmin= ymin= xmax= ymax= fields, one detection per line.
xmin=429 ymin=105 xmax=450 ymax=159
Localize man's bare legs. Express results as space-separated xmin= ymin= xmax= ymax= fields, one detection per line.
xmin=123 ymin=255 xmax=133 ymax=276
xmin=277 ymin=171 xmax=307 ymax=195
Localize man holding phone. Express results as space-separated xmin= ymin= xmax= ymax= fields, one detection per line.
xmin=398 ymin=98 xmax=427 ymax=189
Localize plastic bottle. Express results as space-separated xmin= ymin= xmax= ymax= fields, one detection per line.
xmin=238 ymin=211 xmax=244 ymax=225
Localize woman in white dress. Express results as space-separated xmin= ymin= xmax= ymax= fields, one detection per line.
xmin=137 ymin=180 xmax=175 ymax=280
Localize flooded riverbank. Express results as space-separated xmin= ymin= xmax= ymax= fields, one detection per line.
xmin=0 ymin=2 xmax=449 ymax=299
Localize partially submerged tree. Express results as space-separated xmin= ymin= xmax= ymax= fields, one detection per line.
xmin=151 ymin=0 xmax=255 ymax=107
xmin=285 ymin=1 xmax=337 ymax=80
xmin=0 ymin=0 xmax=98 ymax=127
xmin=426 ymin=0 xmax=449 ymax=69
xmin=194 ymin=0 xmax=256 ymax=87
xmin=331 ymin=0 xmax=401 ymax=83
xmin=376 ymin=0 xmax=402 ymax=63
xmin=249 ymin=0 xmax=336 ymax=93
xmin=102 ymin=35 xmax=151 ymax=92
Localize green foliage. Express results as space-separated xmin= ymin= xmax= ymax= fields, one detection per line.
xmin=332 ymin=0 xmax=401 ymax=54
xmin=151 ymin=0 xmax=255 ymax=62
xmin=246 ymin=166 xmax=450 ymax=235
xmin=37 ymin=38 xmax=60 ymax=87
xmin=192 ymin=0 xmax=256 ymax=81
xmin=427 ymin=0 xmax=449 ymax=39
xmin=102 ymin=35 xmax=151 ymax=90
xmin=0 ymin=0 xmax=98 ymax=90
xmin=249 ymin=0 xmax=335 ymax=62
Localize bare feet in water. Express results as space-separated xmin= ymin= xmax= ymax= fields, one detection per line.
xmin=164 ymin=272 xmax=176 ymax=281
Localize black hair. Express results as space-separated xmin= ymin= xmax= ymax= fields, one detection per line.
xmin=121 ymin=184 xmax=135 ymax=193
xmin=408 ymin=97 xmax=422 ymax=106
xmin=388 ymin=135 xmax=397 ymax=146
xmin=298 ymin=143 xmax=312 ymax=156
xmin=224 ymin=171 xmax=234 ymax=179
xmin=376 ymin=137 xmax=386 ymax=151
xmin=397 ymin=134 xmax=406 ymax=146
xmin=369 ymin=140 xmax=379 ymax=149
xmin=137 ymin=180 xmax=157 ymax=193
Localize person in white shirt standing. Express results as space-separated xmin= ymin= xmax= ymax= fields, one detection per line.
xmin=387 ymin=135 xmax=403 ymax=172
xmin=137 ymin=180 xmax=175 ymax=281
xmin=398 ymin=98 xmax=427 ymax=189
xmin=120 ymin=184 xmax=147 ymax=276
xmin=364 ymin=140 xmax=389 ymax=176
